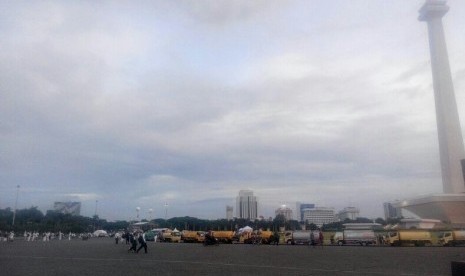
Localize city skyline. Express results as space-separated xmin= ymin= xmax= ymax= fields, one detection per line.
xmin=1 ymin=1 xmax=464 ymax=221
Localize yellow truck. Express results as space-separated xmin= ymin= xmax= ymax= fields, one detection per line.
xmin=181 ymin=231 xmax=205 ymax=243
xmin=387 ymin=230 xmax=432 ymax=246
xmin=212 ymin=231 xmax=235 ymax=243
xmin=258 ymin=230 xmax=274 ymax=244
xmin=439 ymin=230 xmax=465 ymax=246
xmin=163 ymin=229 xmax=181 ymax=243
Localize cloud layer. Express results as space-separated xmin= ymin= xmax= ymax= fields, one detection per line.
xmin=1 ymin=0 xmax=464 ymax=221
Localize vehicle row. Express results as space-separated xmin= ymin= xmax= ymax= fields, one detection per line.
xmin=141 ymin=228 xmax=465 ymax=247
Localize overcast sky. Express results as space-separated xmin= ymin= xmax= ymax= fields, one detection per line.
xmin=1 ymin=0 xmax=464 ymax=221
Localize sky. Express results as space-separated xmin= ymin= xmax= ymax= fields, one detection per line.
xmin=1 ymin=0 xmax=464 ymax=221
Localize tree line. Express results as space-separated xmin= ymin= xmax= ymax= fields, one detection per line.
xmin=1 ymin=207 xmax=395 ymax=233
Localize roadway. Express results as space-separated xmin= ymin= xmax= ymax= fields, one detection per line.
xmin=0 ymin=239 xmax=464 ymax=275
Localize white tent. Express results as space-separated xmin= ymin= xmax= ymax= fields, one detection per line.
xmin=238 ymin=226 xmax=253 ymax=234
xmin=93 ymin=230 xmax=108 ymax=237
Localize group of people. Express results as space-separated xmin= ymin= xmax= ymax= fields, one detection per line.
xmin=310 ymin=230 xmax=324 ymax=247
xmin=0 ymin=231 xmax=15 ymax=242
xmin=123 ymin=231 xmax=148 ymax=254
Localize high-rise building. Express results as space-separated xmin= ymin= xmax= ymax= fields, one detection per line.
xmin=383 ymin=202 xmax=402 ymax=220
xmin=302 ymin=207 xmax=335 ymax=227
xmin=226 ymin=205 xmax=233 ymax=220
xmin=296 ymin=202 xmax=315 ymax=222
xmin=337 ymin=207 xmax=360 ymax=221
xmin=236 ymin=190 xmax=258 ymax=220
xmin=53 ymin=201 xmax=81 ymax=216
xmin=275 ymin=205 xmax=293 ymax=221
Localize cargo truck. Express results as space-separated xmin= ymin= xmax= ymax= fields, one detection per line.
xmin=181 ymin=231 xmax=205 ymax=243
xmin=333 ymin=229 xmax=376 ymax=246
xmin=163 ymin=229 xmax=181 ymax=243
xmin=212 ymin=231 xmax=234 ymax=243
xmin=387 ymin=230 xmax=432 ymax=246
xmin=439 ymin=230 xmax=465 ymax=246
xmin=285 ymin=230 xmax=320 ymax=245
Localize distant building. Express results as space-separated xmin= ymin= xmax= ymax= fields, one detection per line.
xmin=337 ymin=207 xmax=360 ymax=221
xmin=296 ymin=202 xmax=315 ymax=222
xmin=236 ymin=190 xmax=258 ymax=220
xmin=53 ymin=202 xmax=81 ymax=216
xmin=226 ymin=205 xmax=233 ymax=220
xmin=302 ymin=207 xmax=335 ymax=227
xmin=383 ymin=202 xmax=402 ymax=220
xmin=275 ymin=205 xmax=293 ymax=221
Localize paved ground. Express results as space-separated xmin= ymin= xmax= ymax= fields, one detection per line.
xmin=1 ymin=239 xmax=464 ymax=276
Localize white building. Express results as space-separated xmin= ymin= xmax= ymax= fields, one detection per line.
xmin=337 ymin=207 xmax=360 ymax=221
xmin=226 ymin=205 xmax=233 ymax=220
xmin=275 ymin=205 xmax=293 ymax=221
xmin=302 ymin=207 xmax=335 ymax=227
xmin=236 ymin=190 xmax=258 ymax=220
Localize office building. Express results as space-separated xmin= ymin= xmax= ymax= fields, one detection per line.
xmin=337 ymin=207 xmax=360 ymax=221
xmin=275 ymin=205 xmax=293 ymax=221
xmin=302 ymin=207 xmax=335 ymax=227
xmin=383 ymin=202 xmax=402 ymax=220
xmin=236 ymin=190 xmax=258 ymax=220
xmin=296 ymin=202 xmax=315 ymax=222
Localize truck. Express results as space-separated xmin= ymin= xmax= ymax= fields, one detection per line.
xmin=333 ymin=229 xmax=376 ymax=246
xmin=438 ymin=230 xmax=465 ymax=246
xmin=285 ymin=230 xmax=320 ymax=245
xmin=162 ymin=229 xmax=182 ymax=243
xmin=240 ymin=230 xmax=274 ymax=244
xmin=212 ymin=231 xmax=235 ymax=243
xmin=181 ymin=231 xmax=205 ymax=243
xmin=387 ymin=230 xmax=432 ymax=246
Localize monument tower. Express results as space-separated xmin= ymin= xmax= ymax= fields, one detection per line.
xmin=419 ymin=0 xmax=465 ymax=194
xmin=394 ymin=1 xmax=465 ymax=225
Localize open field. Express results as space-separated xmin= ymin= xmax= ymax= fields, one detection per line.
xmin=1 ymin=238 xmax=464 ymax=275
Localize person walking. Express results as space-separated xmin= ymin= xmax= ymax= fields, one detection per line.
xmin=128 ymin=233 xmax=137 ymax=253
xmin=137 ymin=232 xmax=147 ymax=254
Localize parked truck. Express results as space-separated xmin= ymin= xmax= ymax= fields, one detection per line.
xmin=387 ymin=230 xmax=432 ymax=246
xmin=285 ymin=230 xmax=320 ymax=245
xmin=333 ymin=229 xmax=376 ymax=246
xmin=181 ymin=231 xmax=205 ymax=243
xmin=163 ymin=229 xmax=182 ymax=243
xmin=240 ymin=230 xmax=274 ymax=244
xmin=212 ymin=231 xmax=235 ymax=243
xmin=438 ymin=230 xmax=465 ymax=246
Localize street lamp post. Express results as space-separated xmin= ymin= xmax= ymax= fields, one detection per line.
xmin=136 ymin=207 xmax=140 ymax=221
xmin=12 ymin=185 xmax=20 ymax=226
xmin=164 ymin=203 xmax=168 ymax=220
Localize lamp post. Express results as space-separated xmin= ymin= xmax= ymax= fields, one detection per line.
xmin=94 ymin=200 xmax=98 ymax=218
xmin=136 ymin=207 xmax=140 ymax=221
xmin=12 ymin=185 xmax=20 ymax=226
xmin=164 ymin=203 xmax=168 ymax=220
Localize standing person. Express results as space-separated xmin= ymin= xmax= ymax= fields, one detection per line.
xmin=115 ymin=232 xmax=120 ymax=244
xmin=128 ymin=233 xmax=137 ymax=253
xmin=124 ymin=231 xmax=130 ymax=245
xmin=318 ymin=230 xmax=324 ymax=248
xmin=310 ymin=231 xmax=315 ymax=247
xmin=137 ymin=232 xmax=147 ymax=254
xmin=273 ymin=231 xmax=280 ymax=246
